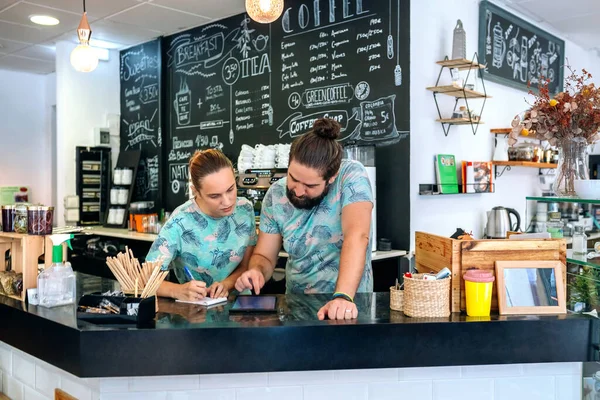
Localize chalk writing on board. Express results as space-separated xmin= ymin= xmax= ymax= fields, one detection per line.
xmin=277 ymin=110 xmax=359 ymax=140
xmin=123 ymin=109 xmax=158 ymax=150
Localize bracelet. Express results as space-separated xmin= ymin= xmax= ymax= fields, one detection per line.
xmin=332 ymin=292 xmax=354 ymax=303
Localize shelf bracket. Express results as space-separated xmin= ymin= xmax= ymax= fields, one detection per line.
xmin=495 ymin=165 xmax=511 ymax=178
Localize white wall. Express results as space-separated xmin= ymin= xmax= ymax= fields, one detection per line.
xmin=410 ymin=0 xmax=600 ymax=248
xmin=55 ymin=41 xmax=120 ymax=224
xmin=0 ymin=70 xmax=51 ymax=206
xmin=0 ymin=340 xmax=583 ymax=400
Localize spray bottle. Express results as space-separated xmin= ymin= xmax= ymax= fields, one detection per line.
xmin=37 ymin=234 xmax=76 ymax=307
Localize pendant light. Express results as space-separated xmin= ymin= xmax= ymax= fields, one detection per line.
xmin=245 ymin=0 xmax=284 ymax=24
xmin=70 ymin=0 xmax=98 ymax=72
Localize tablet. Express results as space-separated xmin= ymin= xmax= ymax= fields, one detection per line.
xmin=229 ymin=295 xmax=277 ymax=314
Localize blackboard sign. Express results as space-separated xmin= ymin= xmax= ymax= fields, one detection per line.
xmin=119 ymin=39 xmax=163 ymax=205
xmin=164 ymin=0 xmax=410 ymax=210
xmin=478 ymin=0 xmax=564 ymax=94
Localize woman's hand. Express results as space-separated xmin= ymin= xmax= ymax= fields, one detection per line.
xmin=173 ymin=280 xmax=207 ymax=301
xmin=207 ymin=281 xmax=229 ymax=299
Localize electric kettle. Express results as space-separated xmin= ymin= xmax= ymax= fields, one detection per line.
xmin=485 ymin=206 xmax=521 ymax=239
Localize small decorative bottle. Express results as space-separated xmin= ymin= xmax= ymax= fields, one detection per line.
xmin=572 ymin=226 xmax=588 ymax=255
xmin=546 ymin=212 xmax=564 ymax=239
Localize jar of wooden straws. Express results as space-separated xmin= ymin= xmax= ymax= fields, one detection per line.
xmin=105 ymin=247 xmax=168 ymax=309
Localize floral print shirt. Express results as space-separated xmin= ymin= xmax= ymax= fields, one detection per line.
xmin=260 ymin=159 xmax=374 ymax=294
xmin=146 ymin=197 xmax=257 ymax=285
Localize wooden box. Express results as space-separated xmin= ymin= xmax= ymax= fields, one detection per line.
xmin=415 ymin=231 xmax=566 ymax=313
xmin=0 ymin=233 xmax=59 ymax=302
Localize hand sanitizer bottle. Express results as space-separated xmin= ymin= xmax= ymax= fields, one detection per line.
xmin=37 ymin=234 xmax=76 ymax=307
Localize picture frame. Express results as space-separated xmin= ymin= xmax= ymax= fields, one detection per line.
xmin=495 ymin=260 xmax=566 ymax=315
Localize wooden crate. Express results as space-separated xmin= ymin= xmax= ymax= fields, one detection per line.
xmin=0 ymin=232 xmax=54 ymax=302
xmin=415 ymin=232 xmax=566 ymax=313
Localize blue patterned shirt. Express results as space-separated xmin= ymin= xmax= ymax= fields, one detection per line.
xmin=146 ymin=197 xmax=257 ymax=285
xmin=260 ymin=159 xmax=374 ymax=294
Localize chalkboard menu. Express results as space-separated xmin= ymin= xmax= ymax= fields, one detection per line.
xmin=164 ymin=0 xmax=410 ymax=210
xmin=478 ymin=0 xmax=565 ymax=94
xmin=119 ymin=39 xmax=163 ymax=205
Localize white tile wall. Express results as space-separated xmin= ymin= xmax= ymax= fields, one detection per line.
xmin=495 ymin=376 xmax=555 ymax=400
xmin=60 ymin=376 xmax=93 ymax=400
xmin=268 ymin=370 xmax=334 ymax=386
xmin=433 ymin=378 xmax=494 ymax=400
xmin=23 ymin=386 xmax=51 ymax=400
xmin=0 ymin=341 xmax=586 ymax=400
xmin=4 ymin=372 xmax=24 ymax=400
xmin=0 ymin=347 xmax=11 ymax=375
xmin=35 ymin=365 xmax=60 ymax=398
xmin=130 ymin=376 xmax=199 ymax=392
xmin=200 ymin=373 xmax=268 ymax=389
xmin=167 ymin=389 xmax=235 ymax=400
xmin=398 ymin=366 xmax=461 ymax=381
xmin=334 ymin=368 xmax=398 ymax=383
xmin=13 ymin=353 xmax=36 ymax=389
xmin=369 ymin=381 xmax=433 ymax=400
xmin=236 ymin=386 xmax=303 ymax=400
xmin=556 ymin=375 xmax=582 ymax=400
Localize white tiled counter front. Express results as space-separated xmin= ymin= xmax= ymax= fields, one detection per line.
xmin=0 ymin=341 xmax=581 ymax=400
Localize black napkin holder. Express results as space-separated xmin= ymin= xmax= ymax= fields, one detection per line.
xmin=77 ymin=293 xmax=156 ymax=328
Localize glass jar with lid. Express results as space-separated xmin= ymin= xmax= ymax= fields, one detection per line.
xmin=13 ymin=204 xmax=28 ymax=234
xmin=516 ymin=142 xmax=534 ymax=161
xmin=572 ymin=226 xmax=588 ymax=255
xmin=546 ymin=212 xmax=564 ymax=238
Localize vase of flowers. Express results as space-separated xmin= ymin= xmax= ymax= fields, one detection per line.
xmin=510 ymin=66 xmax=600 ymax=197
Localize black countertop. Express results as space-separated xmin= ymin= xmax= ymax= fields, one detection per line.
xmin=0 ymin=274 xmax=596 ymax=377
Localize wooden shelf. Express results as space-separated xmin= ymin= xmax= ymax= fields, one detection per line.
xmin=492 ymin=161 xmax=557 ymax=169
xmin=426 ymin=85 xmax=491 ymax=99
xmin=435 ymin=58 xmax=486 ymax=70
xmin=436 ymin=118 xmax=484 ymax=125
xmin=490 ymin=128 xmax=512 ymax=134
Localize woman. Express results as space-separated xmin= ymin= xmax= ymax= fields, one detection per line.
xmin=146 ymin=149 xmax=256 ymax=301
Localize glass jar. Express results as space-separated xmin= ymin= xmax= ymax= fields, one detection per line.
xmin=546 ymin=212 xmax=564 ymax=239
xmin=516 ymin=142 xmax=533 ymax=161
xmin=572 ymin=226 xmax=587 ymax=255
xmin=13 ymin=204 xmax=28 ymax=234
xmin=1 ymin=205 xmax=15 ymax=232
xmin=508 ymin=146 xmax=519 ymax=161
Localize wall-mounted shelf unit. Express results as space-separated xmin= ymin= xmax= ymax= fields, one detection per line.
xmin=436 ymin=118 xmax=484 ymax=125
xmin=419 ymin=183 xmax=495 ymax=196
xmin=427 ymin=54 xmax=490 ymax=137
xmin=492 ymin=161 xmax=557 ymax=178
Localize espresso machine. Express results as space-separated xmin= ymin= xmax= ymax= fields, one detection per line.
xmin=237 ymin=169 xmax=287 ymax=224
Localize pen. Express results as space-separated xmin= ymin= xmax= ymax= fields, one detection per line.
xmin=183 ymin=266 xmax=195 ymax=282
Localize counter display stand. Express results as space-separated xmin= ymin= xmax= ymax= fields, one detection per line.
xmin=0 ymin=233 xmax=65 ymax=301
xmin=104 ymin=150 xmax=141 ymax=229
xmin=525 ymin=196 xmax=600 ymax=312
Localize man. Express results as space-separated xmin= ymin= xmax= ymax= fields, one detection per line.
xmin=235 ymin=118 xmax=374 ymax=320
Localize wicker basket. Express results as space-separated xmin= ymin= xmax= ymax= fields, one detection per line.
xmin=390 ymin=286 xmax=404 ymax=311
xmin=403 ymin=274 xmax=451 ymax=318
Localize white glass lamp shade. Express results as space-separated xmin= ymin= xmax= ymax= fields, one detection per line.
xmin=245 ymin=0 xmax=284 ymax=23
xmin=70 ymin=44 xmax=99 ymax=72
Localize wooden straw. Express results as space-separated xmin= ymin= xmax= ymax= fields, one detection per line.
xmin=135 ymin=277 xmax=139 ymax=298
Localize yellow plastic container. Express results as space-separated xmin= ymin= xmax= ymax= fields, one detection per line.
xmin=465 ymin=280 xmax=493 ymax=317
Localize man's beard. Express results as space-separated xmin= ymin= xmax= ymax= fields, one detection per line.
xmin=286 ymin=183 xmax=331 ymax=210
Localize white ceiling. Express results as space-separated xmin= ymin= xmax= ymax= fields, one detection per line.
xmin=0 ymin=0 xmax=246 ymax=74
xmin=0 ymin=0 xmax=598 ymax=75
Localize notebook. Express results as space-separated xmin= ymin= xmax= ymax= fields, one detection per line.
xmin=176 ymin=297 xmax=228 ymax=306
xmin=435 ymin=154 xmax=459 ymax=194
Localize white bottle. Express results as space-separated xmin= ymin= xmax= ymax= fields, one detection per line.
xmin=37 ymin=234 xmax=76 ymax=307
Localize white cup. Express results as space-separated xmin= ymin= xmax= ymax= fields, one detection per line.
xmin=114 ymin=169 xmax=123 ymax=185
xmin=121 ymin=168 xmax=133 ymax=185
xmin=536 ymin=212 xmax=548 ymax=222
xmin=115 ymin=208 xmax=126 ymax=224
xmin=117 ymin=189 xmax=129 ymax=205
xmin=110 ymin=189 xmax=119 ymax=205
